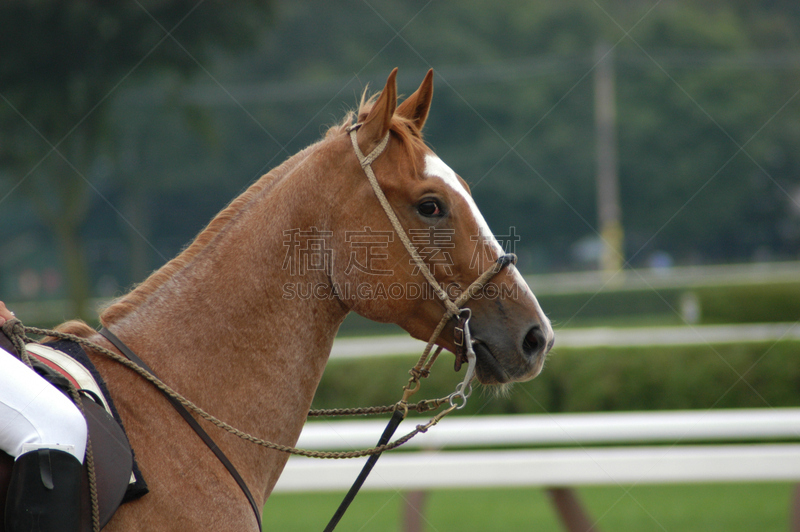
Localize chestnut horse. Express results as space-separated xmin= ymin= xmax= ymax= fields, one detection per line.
xmin=41 ymin=69 xmax=552 ymax=530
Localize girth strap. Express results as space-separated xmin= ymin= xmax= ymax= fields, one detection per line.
xmin=98 ymin=328 xmax=262 ymax=530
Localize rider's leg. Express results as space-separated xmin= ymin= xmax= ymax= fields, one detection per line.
xmin=1 ymin=347 xmax=87 ymax=532
xmin=0 ymin=347 xmax=88 ymax=461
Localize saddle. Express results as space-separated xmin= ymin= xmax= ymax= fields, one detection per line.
xmin=0 ymin=333 xmax=147 ymax=531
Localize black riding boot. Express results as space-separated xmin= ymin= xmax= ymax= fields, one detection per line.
xmin=5 ymin=448 xmax=81 ymax=532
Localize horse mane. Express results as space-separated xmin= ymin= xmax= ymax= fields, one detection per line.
xmin=101 ymin=88 xmax=426 ymax=326
xmin=46 ymin=319 xmax=98 ymax=341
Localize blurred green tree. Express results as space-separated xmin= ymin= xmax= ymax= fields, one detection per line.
xmin=5 ymin=0 xmax=800 ymax=319
xmin=0 ymin=0 xmax=272 ymax=319
xmin=103 ymin=1 xmax=800 ymax=272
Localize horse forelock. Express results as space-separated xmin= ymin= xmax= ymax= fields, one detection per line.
xmin=327 ymin=90 xmax=429 ymax=173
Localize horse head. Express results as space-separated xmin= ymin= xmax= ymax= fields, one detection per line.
xmin=328 ymin=69 xmax=554 ymax=385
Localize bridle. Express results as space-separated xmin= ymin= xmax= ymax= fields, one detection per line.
xmin=322 ymin=125 xmax=518 ymax=530
xmin=347 ymin=123 xmax=517 ymax=405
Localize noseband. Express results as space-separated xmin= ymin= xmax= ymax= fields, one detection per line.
xmin=347 ymin=124 xmax=517 ymax=405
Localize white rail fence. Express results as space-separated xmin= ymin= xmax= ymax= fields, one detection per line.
xmin=275 ymin=409 xmax=800 ymax=493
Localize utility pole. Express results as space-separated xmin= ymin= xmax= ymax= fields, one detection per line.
xmin=594 ymin=42 xmax=624 ymax=274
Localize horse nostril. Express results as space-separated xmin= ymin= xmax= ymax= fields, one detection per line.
xmin=522 ymin=326 xmax=546 ymax=359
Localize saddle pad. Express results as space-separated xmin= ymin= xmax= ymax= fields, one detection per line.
xmin=33 ymin=339 xmax=148 ymax=502
xmin=26 ymin=344 xmax=112 ymax=413
xmin=26 ymin=343 xmax=136 ymax=484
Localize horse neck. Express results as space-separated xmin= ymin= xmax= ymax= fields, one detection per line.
xmin=102 ymin=141 xmax=350 ymax=495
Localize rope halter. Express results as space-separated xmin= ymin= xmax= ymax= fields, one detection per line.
xmin=347 ymin=124 xmax=517 ymax=408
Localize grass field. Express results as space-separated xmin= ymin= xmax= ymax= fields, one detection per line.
xmin=261 ymin=482 xmax=795 ymax=531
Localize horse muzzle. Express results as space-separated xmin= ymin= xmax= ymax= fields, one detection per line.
xmin=469 ymin=314 xmax=554 ymax=385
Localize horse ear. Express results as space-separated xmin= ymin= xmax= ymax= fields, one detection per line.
xmin=358 ymin=68 xmax=398 ymax=152
xmin=396 ymin=69 xmax=434 ymax=131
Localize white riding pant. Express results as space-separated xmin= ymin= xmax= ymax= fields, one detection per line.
xmin=0 ymin=347 xmax=87 ymax=463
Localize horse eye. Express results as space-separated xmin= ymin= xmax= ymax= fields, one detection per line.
xmin=418 ymin=200 xmax=443 ymax=217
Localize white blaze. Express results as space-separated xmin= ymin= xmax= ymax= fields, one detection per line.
xmin=424 ymin=154 xmax=503 ymax=255
xmin=423 ymin=154 xmax=538 ymax=291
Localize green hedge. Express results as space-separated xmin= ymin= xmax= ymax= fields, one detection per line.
xmin=536 ymin=281 xmax=800 ymax=327
xmin=694 ymin=283 xmax=800 ymax=324
xmin=313 ymin=340 xmax=800 ymax=416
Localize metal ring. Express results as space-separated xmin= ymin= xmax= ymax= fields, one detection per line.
xmin=448 ymin=391 xmax=468 ymax=410
xmin=448 ymin=380 xmax=473 ymax=410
